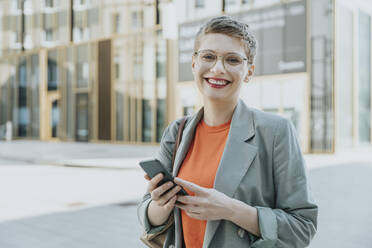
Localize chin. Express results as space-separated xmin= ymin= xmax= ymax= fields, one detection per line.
xmin=204 ymin=94 xmax=229 ymax=101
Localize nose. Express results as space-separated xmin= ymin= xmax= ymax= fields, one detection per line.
xmin=210 ymin=58 xmax=226 ymax=74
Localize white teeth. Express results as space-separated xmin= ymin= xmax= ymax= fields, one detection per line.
xmin=208 ymin=79 xmax=228 ymax=85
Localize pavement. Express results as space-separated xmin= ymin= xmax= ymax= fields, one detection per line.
xmin=0 ymin=140 xmax=372 ymax=248
xmin=0 ymin=140 xmax=158 ymax=169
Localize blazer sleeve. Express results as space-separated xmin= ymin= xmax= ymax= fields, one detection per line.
xmin=252 ymin=118 xmax=318 ymax=248
xmin=137 ymin=121 xmax=178 ymax=234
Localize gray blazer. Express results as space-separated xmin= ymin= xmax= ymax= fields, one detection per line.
xmin=138 ymin=99 xmax=318 ymax=248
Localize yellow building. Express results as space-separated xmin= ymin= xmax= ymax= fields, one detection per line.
xmin=0 ymin=0 xmax=172 ymax=144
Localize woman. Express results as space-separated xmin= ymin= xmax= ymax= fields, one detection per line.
xmin=138 ymin=16 xmax=317 ymax=248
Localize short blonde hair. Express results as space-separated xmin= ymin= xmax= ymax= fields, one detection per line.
xmin=194 ymin=15 xmax=257 ymax=64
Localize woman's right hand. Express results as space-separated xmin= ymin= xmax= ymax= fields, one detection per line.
xmin=145 ymin=173 xmax=181 ymax=223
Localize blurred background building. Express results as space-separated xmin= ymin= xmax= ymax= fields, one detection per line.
xmin=0 ymin=0 xmax=168 ymax=144
xmin=0 ymin=0 xmax=371 ymax=153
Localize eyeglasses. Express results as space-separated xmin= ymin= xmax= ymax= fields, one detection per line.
xmin=193 ymin=50 xmax=249 ymax=72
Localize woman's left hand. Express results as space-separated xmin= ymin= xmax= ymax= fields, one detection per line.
xmin=174 ymin=177 xmax=234 ymax=221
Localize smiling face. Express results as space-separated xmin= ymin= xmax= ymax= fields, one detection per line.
xmin=192 ymin=33 xmax=254 ymax=104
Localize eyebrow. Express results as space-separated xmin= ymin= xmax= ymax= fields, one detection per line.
xmin=199 ymin=49 xmax=246 ymax=57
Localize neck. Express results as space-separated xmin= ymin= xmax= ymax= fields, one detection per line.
xmin=202 ymin=98 xmax=238 ymax=126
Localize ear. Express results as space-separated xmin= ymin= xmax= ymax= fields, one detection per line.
xmin=243 ymin=64 xmax=255 ymax=83
xmin=191 ymin=55 xmax=196 ymax=74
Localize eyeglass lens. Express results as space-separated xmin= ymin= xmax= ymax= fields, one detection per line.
xmin=196 ymin=51 xmax=245 ymax=71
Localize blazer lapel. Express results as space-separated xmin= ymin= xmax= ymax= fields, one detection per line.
xmin=172 ymin=108 xmax=204 ymax=177
xmin=203 ymin=99 xmax=258 ymax=248
xmin=172 ymin=109 xmax=203 ymax=248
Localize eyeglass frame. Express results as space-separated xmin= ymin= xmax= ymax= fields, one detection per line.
xmin=193 ymin=49 xmax=250 ymax=72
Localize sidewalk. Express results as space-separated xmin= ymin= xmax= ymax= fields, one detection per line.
xmin=0 ymin=141 xmax=159 ymax=223
xmin=1 ymin=140 xmax=371 ymax=170
xmin=0 ymin=140 xmax=159 ymax=169
xmin=1 ymin=140 xmax=372 ymax=247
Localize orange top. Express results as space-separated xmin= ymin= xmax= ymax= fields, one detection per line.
xmin=177 ymin=119 xmax=231 ymax=248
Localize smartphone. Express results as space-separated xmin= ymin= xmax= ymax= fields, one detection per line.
xmin=139 ymin=159 xmax=188 ymax=196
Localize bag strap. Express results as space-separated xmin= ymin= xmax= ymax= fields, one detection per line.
xmin=171 ymin=117 xmax=187 ymax=167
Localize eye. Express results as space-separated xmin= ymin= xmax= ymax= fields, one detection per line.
xmin=200 ymin=53 xmax=216 ymax=62
xmin=225 ymin=56 xmax=243 ymax=65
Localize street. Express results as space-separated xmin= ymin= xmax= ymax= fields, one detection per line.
xmin=0 ymin=141 xmax=372 ymax=248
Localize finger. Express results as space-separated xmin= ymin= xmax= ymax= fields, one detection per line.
xmin=175 ymin=203 xmax=199 ymax=212
xmin=157 ymin=186 xmax=181 ymax=206
xmin=174 ymin=177 xmax=206 ymax=195
xmin=151 ymin=173 xmax=164 ymax=184
xmin=163 ymin=195 xmax=177 ymax=211
xmin=148 ymin=173 xmax=164 ymax=192
xmin=151 ymin=181 xmax=174 ymax=201
xmin=175 ymin=203 xmax=190 ymax=211
xmin=177 ymin=195 xmax=204 ymax=205
xmin=186 ymin=211 xmax=204 ymax=220
xmin=144 ymin=174 xmax=151 ymax=181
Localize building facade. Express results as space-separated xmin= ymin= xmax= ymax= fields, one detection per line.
xmin=173 ymin=0 xmax=372 ymax=153
xmin=0 ymin=0 xmax=371 ymax=153
xmin=0 ymin=0 xmax=170 ymax=144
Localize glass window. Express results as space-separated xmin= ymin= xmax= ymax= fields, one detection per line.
xmin=76 ymin=45 xmax=89 ymax=88
xmin=30 ymin=54 xmax=39 ymax=138
xmin=226 ymin=0 xmax=237 ymax=6
xmin=129 ymin=96 xmax=138 ymax=142
xmin=45 ymin=28 xmax=53 ymax=41
xmin=65 ymin=47 xmax=74 ymax=139
xmin=195 ymin=0 xmax=205 ymax=8
xmin=310 ymin=0 xmax=334 ymax=152
xmin=336 ymin=5 xmax=353 ymax=148
xmin=73 ymin=8 xmax=87 ymax=42
xmin=115 ymin=63 xmax=120 ymax=79
xmin=3 ymin=59 xmax=16 ymax=136
xmin=133 ymin=49 xmax=143 ymax=81
xmin=116 ymin=92 xmax=124 ymax=141
xmin=156 ymin=99 xmax=166 ymax=142
xmin=113 ymin=37 xmax=129 ymax=141
xmin=358 ymin=12 xmax=371 ymax=143
xmin=17 ymin=59 xmax=28 ymax=137
xmin=156 ymin=49 xmax=166 ymax=78
xmin=11 ymin=80 xmax=17 ymax=137
xmin=16 ymin=31 xmax=22 ymax=44
xmin=12 ymin=0 xmax=22 ymax=11
xmin=131 ymin=11 xmax=143 ymax=30
xmin=156 ymin=39 xmax=167 ymax=142
xmin=114 ymin=13 xmax=120 ymax=33
xmin=51 ymin=99 xmax=59 ymax=138
xmin=57 ymin=9 xmax=68 ymax=27
xmin=142 ymin=99 xmax=152 ymax=142
xmin=0 ymin=62 xmax=8 ymax=128
xmin=88 ymin=8 xmax=99 ymax=27
xmin=76 ymin=93 xmax=89 ymax=141
xmin=45 ymin=0 xmax=54 ymax=8
xmin=77 ymin=62 xmax=89 ymax=88
xmin=48 ymin=50 xmax=58 ymax=91
xmin=78 ymin=0 xmax=85 ymax=6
